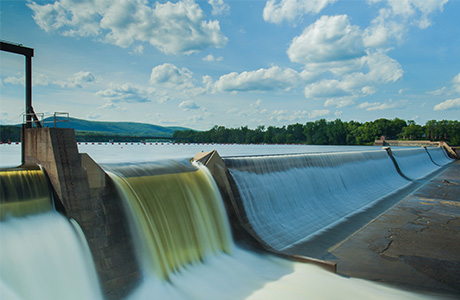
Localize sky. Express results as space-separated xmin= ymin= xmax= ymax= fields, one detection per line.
xmin=1 ymin=0 xmax=459 ymax=130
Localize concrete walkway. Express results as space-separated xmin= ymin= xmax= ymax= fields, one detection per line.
xmin=326 ymin=160 xmax=460 ymax=296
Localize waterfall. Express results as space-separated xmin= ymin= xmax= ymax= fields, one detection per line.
xmin=0 ymin=169 xmax=103 ymax=300
xmin=0 ymin=169 xmax=53 ymax=220
xmin=426 ymin=147 xmax=454 ymax=166
xmin=106 ymin=160 xmax=233 ymax=280
xmin=105 ymin=159 xmax=434 ymax=300
xmin=224 ymin=150 xmax=411 ymax=251
xmin=391 ymin=148 xmax=441 ymax=180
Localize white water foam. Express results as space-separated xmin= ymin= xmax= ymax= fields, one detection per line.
xmin=0 ymin=212 xmax=103 ymax=300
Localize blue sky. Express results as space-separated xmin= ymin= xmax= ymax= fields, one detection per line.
xmin=1 ymin=0 xmax=459 ymax=130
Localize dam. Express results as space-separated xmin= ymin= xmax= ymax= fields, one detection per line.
xmin=1 ymin=127 xmax=459 ymax=299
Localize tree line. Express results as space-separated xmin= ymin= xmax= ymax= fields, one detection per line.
xmin=173 ymin=119 xmax=460 ymax=146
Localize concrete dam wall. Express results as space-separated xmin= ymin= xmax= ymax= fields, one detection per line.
xmin=0 ymin=127 xmax=457 ymax=299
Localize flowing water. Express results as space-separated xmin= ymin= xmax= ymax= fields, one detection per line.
xmin=224 ymin=150 xmax=411 ymax=250
xmin=0 ymin=169 xmax=103 ymax=300
xmin=104 ymin=159 xmax=437 ymax=300
xmin=391 ymin=148 xmax=441 ymax=180
xmin=105 ymin=161 xmax=233 ymax=280
xmin=426 ymin=146 xmax=455 ymax=166
xmin=0 ymin=145 xmax=454 ymax=299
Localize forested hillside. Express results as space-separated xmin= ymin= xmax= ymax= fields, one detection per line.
xmin=0 ymin=117 xmax=192 ymax=142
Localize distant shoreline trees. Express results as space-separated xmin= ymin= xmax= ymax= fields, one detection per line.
xmin=2 ymin=118 xmax=458 ymax=146
xmin=173 ymin=119 xmax=460 ymax=146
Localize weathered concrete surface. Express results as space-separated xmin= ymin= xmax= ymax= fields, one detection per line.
xmin=326 ymin=160 xmax=460 ymax=296
xmin=23 ymin=128 xmax=141 ymax=300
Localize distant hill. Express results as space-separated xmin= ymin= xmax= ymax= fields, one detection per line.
xmin=0 ymin=117 xmax=194 ymax=142
xmin=45 ymin=117 xmax=192 ymax=137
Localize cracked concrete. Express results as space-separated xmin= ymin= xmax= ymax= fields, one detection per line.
xmin=325 ymin=161 xmax=460 ymax=297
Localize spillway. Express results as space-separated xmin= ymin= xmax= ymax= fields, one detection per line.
xmin=105 ymin=160 xmax=233 ymax=280
xmin=391 ymin=148 xmax=441 ymax=180
xmin=0 ymin=169 xmax=53 ymax=220
xmin=0 ymin=169 xmax=103 ymax=300
xmin=1 ymin=136 xmax=456 ymax=299
xmin=103 ymin=159 xmax=436 ymax=300
xmin=426 ymin=146 xmax=454 ymax=166
xmin=224 ymin=150 xmax=413 ymax=251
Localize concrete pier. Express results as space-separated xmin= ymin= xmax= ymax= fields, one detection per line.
xmin=23 ymin=128 xmax=141 ymax=299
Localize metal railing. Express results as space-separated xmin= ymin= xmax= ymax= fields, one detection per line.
xmin=23 ymin=112 xmax=44 ymax=128
xmin=23 ymin=112 xmax=70 ymax=128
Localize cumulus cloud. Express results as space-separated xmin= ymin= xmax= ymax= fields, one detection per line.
xmin=364 ymin=0 xmax=448 ymax=47
xmin=56 ymin=71 xmax=95 ymax=88
xmin=179 ymin=100 xmax=200 ymax=111
xmin=303 ymin=49 xmax=402 ymax=100
xmin=27 ymin=0 xmax=227 ymax=55
xmin=150 ymin=63 xmax=193 ymax=88
xmin=150 ymin=63 xmax=205 ymax=97
xmin=434 ymin=98 xmax=460 ymax=111
xmin=263 ymin=0 xmax=337 ymax=24
xmin=96 ymin=83 xmax=151 ymax=103
xmin=287 ymin=15 xmax=366 ymax=65
xmin=213 ymin=66 xmax=303 ymax=93
xmin=208 ymin=0 xmax=229 ymax=15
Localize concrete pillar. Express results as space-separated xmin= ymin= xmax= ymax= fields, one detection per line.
xmin=23 ymin=128 xmax=140 ymax=299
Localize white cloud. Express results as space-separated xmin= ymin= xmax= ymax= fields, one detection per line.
xmin=357 ymin=99 xmax=405 ymax=111
xmin=179 ymin=100 xmax=200 ymax=111
xmin=304 ymin=80 xmax=349 ymax=99
xmin=28 ymin=0 xmax=227 ymax=55
xmin=453 ymin=73 xmax=460 ymax=93
xmin=263 ymin=0 xmax=337 ymax=24
xmin=287 ymin=15 xmax=366 ymax=65
xmin=130 ymin=45 xmax=144 ymax=55
xmin=303 ymin=50 xmax=402 ymax=100
xmin=202 ymin=54 xmax=223 ymax=62
xmin=324 ymin=97 xmax=355 ymax=108
xmin=56 ymin=71 xmax=95 ymax=88
xmin=269 ymin=109 xmax=330 ymax=122
xmin=208 ymin=0 xmax=229 ymax=15
xmin=214 ymin=66 xmax=302 ymax=93
xmin=150 ymin=63 xmax=206 ymax=97
xmin=187 ymin=115 xmax=204 ymax=123
xmin=96 ymin=83 xmax=151 ymax=103
xmin=364 ymin=0 xmax=448 ymax=47
xmin=4 ymin=73 xmax=50 ymax=86
xmin=434 ymin=98 xmax=460 ymax=111
xmin=308 ymin=109 xmax=330 ymax=118
xmin=150 ymin=63 xmax=193 ymax=88
xmin=99 ymin=102 xmax=127 ymax=111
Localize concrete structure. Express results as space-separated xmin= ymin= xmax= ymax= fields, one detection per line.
xmin=375 ymin=139 xmax=459 ymax=159
xmin=23 ymin=128 xmax=140 ymax=300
